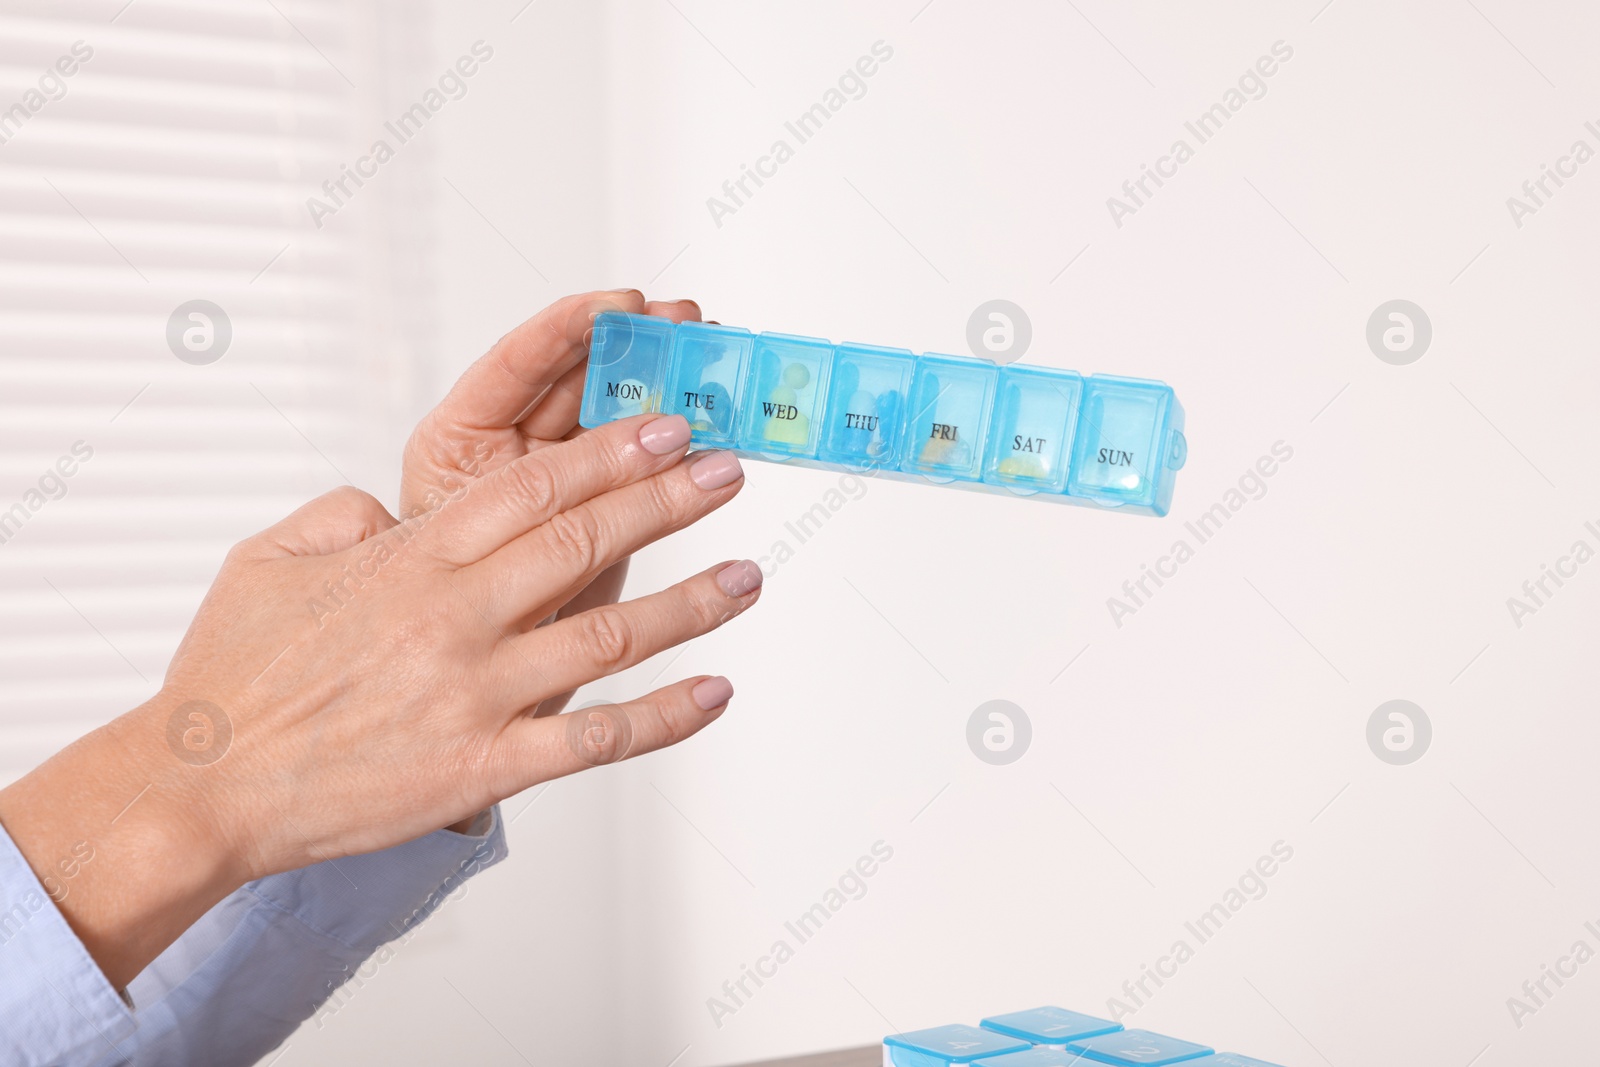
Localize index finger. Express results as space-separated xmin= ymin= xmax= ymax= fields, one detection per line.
xmin=419 ymin=412 xmax=697 ymax=565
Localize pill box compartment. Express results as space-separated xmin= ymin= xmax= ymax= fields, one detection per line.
xmin=883 ymin=1024 xmax=1031 ymax=1066
xmin=580 ymin=312 xmax=672 ymax=425
xmin=1061 ymin=1027 xmax=1212 ymax=1065
xmin=901 ymin=354 xmax=998 ymax=481
xmin=983 ymin=365 xmax=1083 ymax=494
xmin=663 ymin=321 xmax=753 ymax=446
xmin=1066 ymin=375 xmax=1186 ymax=516
xmin=738 ymin=332 xmax=834 ymax=460
xmin=818 ymin=342 xmax=915 ymax=469
xmin=979 ymin=1006 xmax=1122 ymax=1048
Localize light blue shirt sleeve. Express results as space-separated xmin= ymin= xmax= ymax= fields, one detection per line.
xmin=0 ymin=808 xmax=508 ymax=1067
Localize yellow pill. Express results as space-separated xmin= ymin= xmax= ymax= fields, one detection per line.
xmin=765 ymin=412 xmax=809 ymax=445
xmin=920 ymin=437 xmax=965 ymax=465
xmin=998 ymin=456 xmax=1046 ymax=479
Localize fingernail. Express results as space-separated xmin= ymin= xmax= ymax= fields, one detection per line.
xmin=689 ymin=451 xmax=743 ymax=490
xmin=609 ymin=287 xmax=640 ymax=294
xmin=715 ymin=559 xmax=763 ymax=598
xmin=692 ymin=675 xmax=734 ymax=711
xmin=639 ymin=415 xmax=691 ymax=455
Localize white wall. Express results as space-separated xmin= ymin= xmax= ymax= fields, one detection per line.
xmin=310 ymin=0 xmax=1600 ymax=1064
xmin=587 ymin=2 xmax=1600 ymax=1065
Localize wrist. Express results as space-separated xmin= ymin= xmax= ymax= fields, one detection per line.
xmin=0 ymin=695 xmax=251 ymax=988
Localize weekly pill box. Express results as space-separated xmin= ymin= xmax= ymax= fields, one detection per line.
xmin=579 ymin=312 xmax=1188 ymax=517
xmin=881 ymin=1009 xmax=1281 ymax=1067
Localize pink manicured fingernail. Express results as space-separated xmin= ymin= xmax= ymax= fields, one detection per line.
xmin=716 ymin=559 xmax=763 ymax=597
xmin=692 ymin=675 xmax=734 ymax=711
xmin=639 ymin=415 xmax=691 ymax=455
xmin=689 ymin=451 xmax=743 ymax=489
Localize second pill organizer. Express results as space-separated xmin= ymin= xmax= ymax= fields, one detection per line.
xmin=579 ymin=312 xmax=1187 ymax=517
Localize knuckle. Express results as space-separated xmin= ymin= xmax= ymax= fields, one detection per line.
xmin=648 ymin=696 xmax=690 ymax=747
xmin=579 ymin=608 xmax=633 ymax=670
xmin=545 ymin=508 xmax=600 ymax=574
xmin=223 ymin=536 xmax=255 ymax=565
xmin=331 ymin=484 xmax=387 ymax=522
xmin=598 ymin=427 xmax=635 ymax=483
xmin=695 ymin=584 xmax=738 ymax=630
xmin=641 ymin=470 xmax=688 ymax=525
xmin=330 ymin=484 xmax=375 ymax=508
xmin=505 ymin=457 xmax=560 ymax=518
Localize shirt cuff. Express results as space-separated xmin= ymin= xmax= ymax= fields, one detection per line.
xmin=120 ymin=807 xmax=510 ymax=1067
xmin=241 ymin=806 xmax=509 ymax=951
xmin=0 ymin=819 xmax=137 ymax=1067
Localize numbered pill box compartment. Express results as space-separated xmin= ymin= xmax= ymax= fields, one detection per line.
xmin=901 ymin=354 xmax=998 ymax=481
xmin=1066 ymin=375 xmax=1187 ymax=516
xmin=983 ymin=367 xmax=1083 ymax=494
xmin=979 ymin=1006 xmax=1121 ymax=1048
xmin=579 ymin=312 xmax=672 ymax=424
xmin=662 ymin=321 xmax=753 ymax=446
xmin=739 ymin=331 xmax=834 ymax=460
xmin=883 ymin=1023 xmax=1030 ymax=1067
xmin=818 ymin=342 xmax=915 ymax=468
xmin=1061 ymin=1027 xmax=1213 ymax=1066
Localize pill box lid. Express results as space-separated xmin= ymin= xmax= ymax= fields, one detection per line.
xmin=980 ymin=1005 xmax=1122 ymax=1043
xmin=754 ymin=330 xmax=832 ymax=347
xmin=1063 ymin=1028 xmax=1213 ymax=1065
xmin=677 ymin=319 xmax=753 ymax=338
xmin=834 ymin=340 xmax=916 ymax=358
xmin=885 ymin=1023 xmax=1031 ymax=1061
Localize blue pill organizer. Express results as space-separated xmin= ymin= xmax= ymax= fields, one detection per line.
xmin=880 ymin=1008 xmax=1282 ymax=1067
xmin=579 ymin=312 xmax=1187 ymax=517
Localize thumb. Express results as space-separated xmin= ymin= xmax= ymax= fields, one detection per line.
xmin=247 ymin=485 xmax=400 ymax=559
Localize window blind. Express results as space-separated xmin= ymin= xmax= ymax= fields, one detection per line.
xmin=0 ymin=0 xmax=430 ymax=782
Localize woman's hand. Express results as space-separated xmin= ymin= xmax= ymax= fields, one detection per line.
xmin=400 ymin=290 xmax=701 ymax=521
xmin=0 ymin=295 xmax=760 ymax=988
xmin=399 ymin=290 xmax=705 ymax=723
xmin=400 ymin=290 xmax=705 ymax=836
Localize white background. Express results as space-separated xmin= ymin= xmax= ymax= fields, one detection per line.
xmin=5 ymin=1 xmax=1600 ymax=1065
